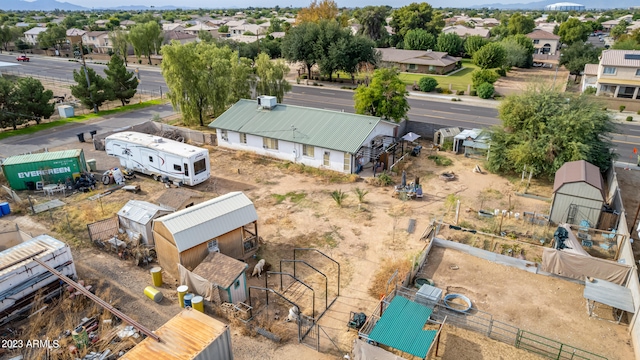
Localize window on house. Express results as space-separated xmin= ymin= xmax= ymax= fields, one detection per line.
xmin=323 ymin=151 xmax=330 ymax=166
xmin=220 ymin=129 xmax=228 ymax=141
xmin=343 ymin=153 xmax=350 ymax=172
xmin=636 ymin=69 xmax=640 ymax=76
xmin=263 ymin=137 xmax=279 ymax=150
xmin=207 ymin=239 xmax=219 ymax=253
xmin=533 ymin=39 xmax=539 ymax=44
xmin=240 ymin=133 xmax=247 ymax=144
xmin=173 ymin=164 xmax=182 ymax=171
xmin=303 ymin=144 xmax=314 ymax=157
xmin=408 ymin=64 xmax=417 ymax=70
xmin=234 ymin=279 xmax=240 ymax=289
xmin=603 ymin=67 xmax=616 ymax=75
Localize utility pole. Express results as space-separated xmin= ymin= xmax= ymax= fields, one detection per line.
xmin=79 ymin=39 xmax=98 ymax=114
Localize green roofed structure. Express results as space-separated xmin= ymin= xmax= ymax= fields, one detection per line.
xmin=209 ymin=97 xmax=398 ymax=174
xmin=1 ymin=149 xmax=87 ymax=190
xmin=367 ymin=296 xmax=437 ymax=358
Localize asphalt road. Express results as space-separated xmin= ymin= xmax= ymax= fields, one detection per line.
xmin=1 ymin=53 xmax=639 ymax=161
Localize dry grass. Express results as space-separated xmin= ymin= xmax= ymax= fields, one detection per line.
xmin=368 ymin=257 xmax=412 ymax=298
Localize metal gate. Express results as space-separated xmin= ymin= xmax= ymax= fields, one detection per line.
xmin=87 ymin=217 xmax=118 ymax=244
xmin=299 ymin=313 xmax=317 ymax=348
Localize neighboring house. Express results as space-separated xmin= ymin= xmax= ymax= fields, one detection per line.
xmin=66 ymin=28 xmax=86 ymax=45
xmin=442 ymin=25 xmax=490 ymax=38
xmin=581 ymin=63 xmax=599 ymax=92
xmin=156 ymin=188 xmax=204 ymax=211
xmin=191 ymin=252 xmax=249 ymax=304
xmin=526 ymin=29 xmax=560 ymax=55
xmin=225 ymin=19 xmax=246 ymax=28
xmin=152 ymin=191 xmax=259 ymax=279
xmin=481 ymin=18 xmax=500 ymax=27
xmin=269 ymin=31 xmax=286 ymax=39
xmin=549 ymin=160 xmax=605 ymax=227
xmin=376 ymin=48 xmax=461 ymax=75
xmin=15 ymin=22 xmax=31 ymax=28
xmin=117 ymin=200 xmax=172 ymax=246
xmin=230 ymin=35 xmax=265 ymax=43
xmin=164 ymin=30 xmax=199 ymax=44
xmin=120 ymin=20 xmax=136 ymax=28
xmin=229 ymin=23 xmax=262 ymax=36
xmin=589 ymin=50 xmax=640 ymax=100
xmin=601 ymin=20 xmax=619 ymax=32
xmin=23 ymin=27 xmax=47 ymax=45
xmin=163 ymin=23 xmax=186 ymax=32
xmin=183 ymin=23 xmax=219 ymax=37
xmin=94 ymin=19 xmax=108 ymax=26
xmin=82 ymin=31 xmax=111 ymax=53
xmin=210 ymin=97 xmax=398 ymax=174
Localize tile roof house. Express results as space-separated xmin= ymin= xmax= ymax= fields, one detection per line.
xmin=23 ymin=27 xmax=47 ymax=45
xmin=526 ymin=29 xmax=560 ymax=55
xmin=442 ymin=25 xmax=490 ymax=38
xmin=164 ymin=30 xmax=199 ymax=44
xmin=581 ymin=63 xmax=599 ymax=92
xmin=229 ymin=23 xmax=262 ymax=36
xmin=584 ymin=50 xmax=640 ymax=100
xmin=183 ymin=23 xmax=219 ymax=37
xmin=162 ymin=23 xmax=186 ymax=32
xmin=210 ymin=97 xmax=398 ymax=174
xmin=376 ymin=48 xmax=461 ymax=75
xmin=82 ymin=31 xmax=111 ymax=54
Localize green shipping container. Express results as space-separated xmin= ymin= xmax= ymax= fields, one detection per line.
xmin=1 ymin=149 xmax=87 ymax=190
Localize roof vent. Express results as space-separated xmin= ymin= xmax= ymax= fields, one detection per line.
xmin=257 ymin=95 xmax=277 ymax=110
xmin=154 ymin=138 xmax=163 ymax=143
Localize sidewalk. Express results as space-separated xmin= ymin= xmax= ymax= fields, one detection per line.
xmin=610 ymin=111 xmax=640 ymax=125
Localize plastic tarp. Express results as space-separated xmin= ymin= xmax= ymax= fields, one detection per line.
xmin=541 ymin=248 xmax=632 ymax=285
xmin=178 ymin=264 xmax=220 ymax=303
xmin=553 ymin=224 xmax=591 ymax=257
xmin=353 ymin=338 xmax=404 ymax=360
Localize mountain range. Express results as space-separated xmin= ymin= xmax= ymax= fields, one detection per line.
xmin=469 ymin=0 xmax=639 ymax=9
xmin=3 ymin=0 xmax=186 ymax=11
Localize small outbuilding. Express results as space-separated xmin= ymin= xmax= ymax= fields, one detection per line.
xmin=120 ymin=308 xmax=233 ymax=360
xmin=453 ymin=128 xmax=490 ymax=157
xmin=152 ymin=192 xmax=259 ymax=279
xmin=433 ymin=127 xmax=460 ymax=149
xmin=550 ymin=160 xmax=605 ymax=227
xmin=156 ymin=188 xmax=204 ymax=211
xmin=117 ymin=200 xmax=172 ymax=246
xmin=192 ymin=252 xmax=249 ymax=304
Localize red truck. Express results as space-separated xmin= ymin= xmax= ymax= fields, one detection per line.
xmin=16 ymin=55 xmax=30 ymax=62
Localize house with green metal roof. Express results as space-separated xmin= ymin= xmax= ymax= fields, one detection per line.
xmin=209 ymin=97 xmax=398 ymax=174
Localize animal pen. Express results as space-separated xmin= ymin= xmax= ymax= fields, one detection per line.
xmin=246 ymin=248 xmax=340 ymax=348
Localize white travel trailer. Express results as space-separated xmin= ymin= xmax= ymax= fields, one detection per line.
xmin=105 ymin=132 xmax=210 ymax=186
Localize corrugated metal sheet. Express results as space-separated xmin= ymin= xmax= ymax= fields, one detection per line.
xmin=120 ymin=308 xmax=233 ymax=360
xmin=368 ymin=296 xmax=437 ymax=358
xmin=153 ymin=192 xmax=257 ymax=252
xmin=0 ymin=235 xmax=67 ymax=277
xmin=118 ymin=200 xmax=171 ymax=225
xmin=553 ymin=160 xmax=605 ymax=199
xmin=210 ymin=99 xmax=397 ymax=154
xmin=2 ymin=150 xmax=82 ymax=166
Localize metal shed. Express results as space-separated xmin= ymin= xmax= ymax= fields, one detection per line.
xmin=550 ymin=160 xmax=605 ymax=227
xmin=120 ymin=308 xmax=233 ymax=360
xmin=434 ymin=127 xmax=461 ymax=148
xmin=192 ymin=252 xmax=249 ymax=303
xmin=117 ymin=200 xmax=172 ymax=246
xmin=152 ymin=192 xmax=259 ymax=280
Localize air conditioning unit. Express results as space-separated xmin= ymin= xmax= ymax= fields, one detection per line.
xmin=257 ymin=95 xmax=277 ymax=110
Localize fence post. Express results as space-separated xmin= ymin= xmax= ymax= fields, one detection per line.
xmin=557 ymin=344 xmax=563 ymax=360
xmin=487 ymin=319 xmax=493 ymax=337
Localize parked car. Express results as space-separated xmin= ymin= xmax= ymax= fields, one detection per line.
xmin=16 ymin=55 xmax=29 ymax=62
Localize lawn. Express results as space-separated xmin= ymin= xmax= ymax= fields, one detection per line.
xmin=0 ymin=99 xmax=165 ymax=141
xmin=399 ymin=59 xmax=479 ymax=92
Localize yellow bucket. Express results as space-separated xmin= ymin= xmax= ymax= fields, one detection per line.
xmin=144 ymin=286 xmax=163 ymax=303
xmin=150 ymin=267 xmax=163 ymax=287
xmin=177 ymin=285 xmax=189 ymax=308
xmin=192 ymin=296 xmax=204 ymax=313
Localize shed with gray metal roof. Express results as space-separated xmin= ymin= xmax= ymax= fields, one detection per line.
xmin=117 ymin=200 xmax=172 ymax=246
xmin=152 ymin=192 xmax=259 ymax=279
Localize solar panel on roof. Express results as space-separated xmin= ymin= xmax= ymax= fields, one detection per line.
xmin=624 ymin=54 xmax=640 ymax=60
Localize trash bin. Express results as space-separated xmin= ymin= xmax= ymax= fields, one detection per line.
xmin=77 ymin=133 xmax=85 ymax=143
xmin=89 ymin=130 xmax=97 ymax=139
xmin=86 ymin=159 xmax=97 ymax=172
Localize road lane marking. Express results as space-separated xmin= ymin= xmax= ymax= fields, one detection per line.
xmin=449 ymin=107 xmax=471 ymax=112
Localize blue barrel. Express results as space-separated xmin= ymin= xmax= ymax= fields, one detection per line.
xmin=0 ymin=202 xmax=9 ymax=216
xmin=183 ymin=293 xmax=194 ymax=308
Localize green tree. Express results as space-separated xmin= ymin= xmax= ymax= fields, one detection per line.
xmin=268 ymin=18 xmax=283 ymax=33
xmin=418 ymin=76 xmax=438 ymax=92
xmin=315 ymin=20 xmax=350 ymax=80
xmin=162 ymin=41 xmax=248 ymax=126
xmin=0 ymin=77 xmax=21 ymax=129
xmin=228 ymin=54 xmax=252 ymax=104
xmin=11 ymin=77 xmax=54 ymax=125
xmin=37 ymin=24 xmax=66 ymax=52
xmin=463 ymin=35 xmax=488 ymax=57
xmin=473 ymin=42 xmax=506 ymax=69
xmin=70 ymin=67 xmax=112 ymax=112
xmin=219 ymin=25 xmax=229 ymax=33
xmin=476 ymin=82 xmax=494 ymax=99
xmin=611 ymin=20 xmax=630 ymax=40
xmin=255 ymin=52 xmax=292 ymax=102
xmin=487 ymin=86 xmax=615 ymax=179
xmin=199 ymin=30 xmax=214 ymax=43
xmin=557 ymin=18 xmax=590 ymax=45
xmin=501 ymin=37 xmax=530 ymax=68
xmin=0 ymin=26 xmax=16 ymax=52
xmin=354 ymin=5 xmax=390 ymax=43
xmin=404 ymin=29 xmax=435 ymax=50
xmin=612 ymin=38 xmax=640 ymax=50
xmin=335 ymin=35 xmax=378 ymax=76
xmin=128 ymin=21 xmax=164 ymax=65
xmin=559 ymin=42 xmax=602 ymax=80
xmin=109 ymin=29 xmax=129 ymax=65
xmin=354 ymin=68 xmax=409 ymax=122
xmin=435 ymin=32 xmax=463 ymax=56
xmin=281 ymin=21 xmax=321 ymax=77
xmin=506 ymin=13 xmax=535 ymax=35
xmin=471 ymin=69 xmax=500 ymax=87
xmin=390 ymin=2 xmax=444 ymax=41
xmin=104 ymin=54 xmax=138 ymax=106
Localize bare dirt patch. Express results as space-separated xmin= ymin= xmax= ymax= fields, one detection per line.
xmin=495 ymin=67 xmax=570 ymax=97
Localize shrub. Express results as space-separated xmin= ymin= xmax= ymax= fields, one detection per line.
xmin=637 ymin=110 xmax=640 ymax=115
xmin=495 ymin=68 xmax=506 ymax=76
xmin=627 ymin=116 xmax=633 ymax=121
xmin=442 ymin=138 xmax=454 ymax=151
xmin=441 ymin=88 xmax=452 ymax=94
xmin=584 ymin=87 xmax=596 ymax=95
xmin=301 ymin=74 xmax=308 ymax=79
xmin=428 ymin=155 xmax=453 ymax=166
xmin=457 ymin=90 xmax=464 ymax=95
xmin=603 ymin=107 xmax=608 ymax=111
xmin=435 ymin=87 xmax=443 ymax=93
xmin=331 ymin=190 xmax=348 ymax=207
xmin=418 ymin=76 xmax=439 ymax=92
xmin=620 ymin=105 xmax=626 ymax=112
xmin=477 ymin=82 xmax=495 ymax=99
xmin=470 ymin=89 xmax=477 ymax=96
xmin=377 ymin=172 xmax=394 ymax=186
xmin=354 ymin=187 xmax=369 ymax=203
xmin=471 ymin=69 xmax=500 ymax=88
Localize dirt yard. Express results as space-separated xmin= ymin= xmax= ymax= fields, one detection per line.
xmin=494 ymin=66 xmax=570 ymax=96
xmin=0 ymin=136 xmax=633 ymax=359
